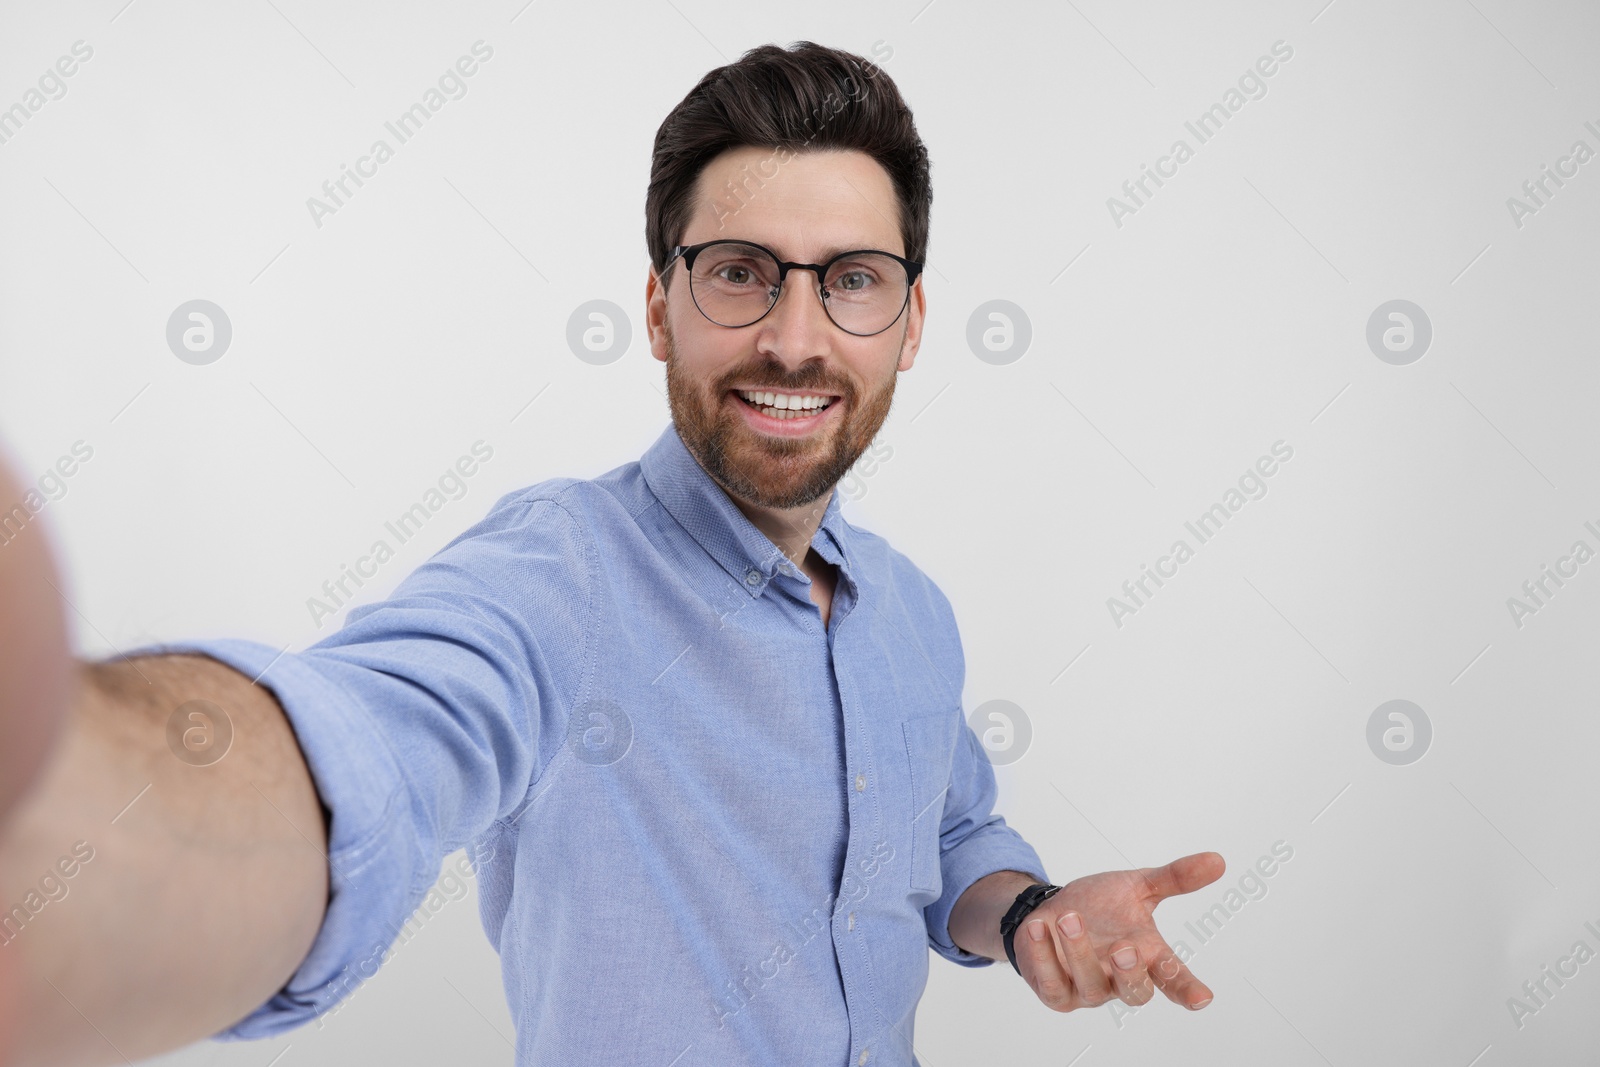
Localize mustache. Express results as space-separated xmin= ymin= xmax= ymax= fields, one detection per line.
xmin=662 ymin=316 xmax=852 ymax=397
xmin=718 ymin=371 xmax=850 ymax=396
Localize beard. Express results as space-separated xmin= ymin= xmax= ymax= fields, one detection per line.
xmin=662 ymin=314 xmax=899 ymax=510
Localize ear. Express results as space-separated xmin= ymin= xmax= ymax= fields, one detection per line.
xmin=646 ymin=265 xmax=670 ymax=365
xmin=896 ymin=275 xmax=926 ymax=373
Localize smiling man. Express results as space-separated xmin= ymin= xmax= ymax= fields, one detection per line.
xmin=652 ymin=141 xmax=915 ymax=628
xmin=0 ymin=41 xmax=1221 ymax=1067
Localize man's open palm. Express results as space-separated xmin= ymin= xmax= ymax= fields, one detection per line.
xmin=1013 ymin=851 xmax=1226 ymax=1014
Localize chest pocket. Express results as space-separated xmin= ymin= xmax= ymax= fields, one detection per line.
xmin=902 ymin=711 xmax=957 ymax=894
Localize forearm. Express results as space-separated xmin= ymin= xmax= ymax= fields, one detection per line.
xmin=0 ymin=654 xmax=329 ymax=1067
xmin=947 ymin=868 xmax=1045 ymax=962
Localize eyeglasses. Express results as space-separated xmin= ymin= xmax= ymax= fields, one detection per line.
xmin=667 ymin=239 xmax=923 ymax=337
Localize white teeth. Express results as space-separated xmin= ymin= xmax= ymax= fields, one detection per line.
xmin=737 ymin=389 xmax=832 ymax=416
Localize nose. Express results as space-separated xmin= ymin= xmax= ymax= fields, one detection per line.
xmin=755 ymin=266 xmax=833 ymax=365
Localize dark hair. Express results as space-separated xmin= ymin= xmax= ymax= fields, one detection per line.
xmin=645 ymin=41 xmax=930 ymax=280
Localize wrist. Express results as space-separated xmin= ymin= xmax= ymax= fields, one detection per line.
xmin=948 ymin=869 xmax=1046 ymax=961
xmin=1000 ymin=882 xmax=1063 ymax=975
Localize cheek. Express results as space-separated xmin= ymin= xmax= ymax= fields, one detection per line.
xmin=662 ymin=329 xmax=732 ymax=404
xmin=668 ymin=308 xmax=742 ymax=379
xmin=840 ymin=347 xmax=896 ymax=396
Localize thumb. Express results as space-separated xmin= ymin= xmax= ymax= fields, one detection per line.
xmin=0 ymin=440 xmax=75 ymax=1067
xmin=0 ymin=940 xmax=15 ymax=1067
xmin=1138 ymin=851 xmax=1226 ymax=902
xmin=0 ymin=439 xmax=73 ymax=822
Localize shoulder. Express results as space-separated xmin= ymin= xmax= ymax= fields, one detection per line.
xmin=839 ymin=514 xmax=969 ymax=700
xmin=394 ymin=476 xmax=612 ymax=609
xmin=435 ymin=478 xmax=590 ymax=553
xmin=417 ymin=463 xmax=662 ymax=596
xmin=450 ymin=464 xmax=642 ymax=549
xmin=479 ymin=454 xmax=658 ymax=530
xmin=838 ymin=516 xmax=960 ymax=631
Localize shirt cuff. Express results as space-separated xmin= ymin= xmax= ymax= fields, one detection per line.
xmin=924 ymin=822 xmax=1049 ymax=967
xmin=122 ymin=637 xmax=429 ymax=1039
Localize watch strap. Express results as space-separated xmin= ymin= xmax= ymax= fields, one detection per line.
xmin=999 ymin=882 xmax=1062 ymax=975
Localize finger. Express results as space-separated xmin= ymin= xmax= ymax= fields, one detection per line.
xmin=1145 ymin=946 xmax=1215 ymax=1010
xmin=1137 ymin=851 xmax=1226 ymax=902
xmin=1107 ymin=940 xmax=1157 ymax=1006
xmin=1018 ymin=918 xmax=1081 ymax=1012
xmin=1055 ymin=910 xmax=1115 ymax=1008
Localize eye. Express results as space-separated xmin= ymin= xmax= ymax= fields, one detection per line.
xmin=835 ymin=270 xmax=873 ymax=291
xmin=718 ymin=264 xmax=754 ymax=285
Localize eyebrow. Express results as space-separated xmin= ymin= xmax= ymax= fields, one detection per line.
xmin=725 ymin=239 xmax=887 ymax=261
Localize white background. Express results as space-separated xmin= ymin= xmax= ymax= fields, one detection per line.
xmin=2 ymin=0 xmax=1597 ymax=1063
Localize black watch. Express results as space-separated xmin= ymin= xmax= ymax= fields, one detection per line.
xmin=999 ymin=882 xmax=1062 ymax=975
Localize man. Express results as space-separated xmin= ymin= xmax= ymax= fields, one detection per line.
xmin=0 ymin=41 xmax=1222 ymax=1066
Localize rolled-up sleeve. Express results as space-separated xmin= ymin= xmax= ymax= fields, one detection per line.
xmin=922 ymin=716 xmax=1050 ymax=966
xmin=915 ymin=581 xmax=1049 ymax=967
xmin=121 ymin=493 xmax=593 ymax=1037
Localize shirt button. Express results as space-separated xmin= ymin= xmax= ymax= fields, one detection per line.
xmin=855 ymin=773 xmax=866 ymax=792
xmin=744 ymin=568 xmax=761 ymax=586
xmin=858 ymin=1051 xmax=869 ymax=1065
xmin=848 ymin=911 xmax=856 ymax=930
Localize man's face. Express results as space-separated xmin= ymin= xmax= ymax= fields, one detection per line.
xmin=646 ymin=146 xmax=924 ymax=512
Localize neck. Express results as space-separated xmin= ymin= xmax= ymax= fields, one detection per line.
xmin=728 ymin=487 xmax=834 ymax=567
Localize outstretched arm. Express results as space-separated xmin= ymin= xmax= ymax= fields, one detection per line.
xmin=0 ymin=454 xmax=329 ymax=1067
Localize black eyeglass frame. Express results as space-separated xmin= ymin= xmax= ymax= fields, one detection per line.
xmin=667 ymin=239 xmax=925 ymax=337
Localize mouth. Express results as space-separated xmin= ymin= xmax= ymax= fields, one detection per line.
xmin=731 ymin=387 xmax=838 ymax=418
xmin=727 ymin=387 xmax=841 ymax=435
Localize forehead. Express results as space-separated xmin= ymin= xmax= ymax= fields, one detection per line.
xmin=684 ymin=146 xmax=904 ymax=259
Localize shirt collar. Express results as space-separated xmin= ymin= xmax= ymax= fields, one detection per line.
xmin=640 ymin=422 xmax=851 ymax=597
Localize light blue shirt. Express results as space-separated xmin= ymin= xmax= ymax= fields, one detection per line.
xmin=133 ymin=422 xmax=1048 ymax=1065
